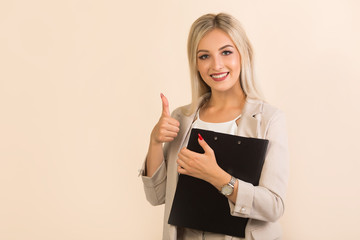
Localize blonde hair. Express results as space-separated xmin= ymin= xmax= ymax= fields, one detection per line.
xmin=185 ymin=13 xmax=264 ymax=115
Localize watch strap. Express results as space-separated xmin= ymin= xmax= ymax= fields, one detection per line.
xmin=228 ymin=176 xmax=236 ymax=188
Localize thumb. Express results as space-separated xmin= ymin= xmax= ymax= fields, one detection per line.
xmin=197 ymin=133 xmax=213 ymax=154
xmin=160 ymin=93 xmax=170 ymax=116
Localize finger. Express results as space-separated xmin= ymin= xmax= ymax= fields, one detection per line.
xmin=162 ymin=137 xmax=176 ymax=143
xmin=177 ymin=165 xmax=188 ymax=175
xmin=161 ymin=129 xmax=178 ymax=139
xmin=156 ymin=129 xmax=178 ymax=142
xmin=157 ymin=133 xmax=176 ymax=142
xmin=158 ymin=123 xmax=178 ymax=134
xmin=164 ymin=125 xmax=179 ymax=134
xmin=160 ymin=119 xmax=180 ymax=131
xmin=176 ymin=158 xmax=190 ymax=170
xmin=198 ymin=133 xmax=214 ymax=154
xmin=155 ymin=124 xmax=179 ymax=143
xmin=160 ymin=93 xmax=170 ymax=117
xmin=166 ymin=117 xmax=180 ymax=127
xmin=178 ymin=149 xmax=193 ymax=163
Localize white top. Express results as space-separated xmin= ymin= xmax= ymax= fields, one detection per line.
xmin=191 ymin=110 xmax=242 ymax=135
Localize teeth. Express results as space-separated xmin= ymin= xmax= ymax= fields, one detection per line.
xmin=211 ymin=73 xmax=228 ymax=79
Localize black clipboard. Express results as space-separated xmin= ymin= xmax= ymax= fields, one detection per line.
xmin=168 ymin=128 xmax=269 ymax=238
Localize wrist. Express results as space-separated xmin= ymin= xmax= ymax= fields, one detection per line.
xmin=209 ymin=168 xmax=231 ymax=191
xmin=150 ymin=132 xmax=162 ymax=146
xmin=150 ymin=137 xmax=161 ymax=146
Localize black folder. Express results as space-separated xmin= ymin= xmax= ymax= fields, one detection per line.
xmin=168 ymin=128 xmax=269 ymax=238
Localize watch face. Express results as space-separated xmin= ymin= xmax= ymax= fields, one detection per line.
xmin=221 ymin=185 xmax=233 ymax=196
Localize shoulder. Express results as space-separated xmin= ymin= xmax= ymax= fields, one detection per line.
xmin=260 ymin=101 xmax=287 ymax=137
xmin=246 ymin=98 xmax=285 ymax=125
xmin=262 ymin=102 xmax=285 ymax=123
xmin=170 ymin=104 xmax=193 ymax=121
xmin=244 ymin=98 xmax=288 ymax=142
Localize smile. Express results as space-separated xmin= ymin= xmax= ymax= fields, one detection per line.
xmin=210 ymin=72 xmax=229 ymax=81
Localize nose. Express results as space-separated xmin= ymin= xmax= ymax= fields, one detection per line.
xmin=211 ymin=55 xmax=224 ymax=70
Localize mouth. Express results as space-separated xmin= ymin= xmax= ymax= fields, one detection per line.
xmin=210 ymin=72 xmax=229 ymax=81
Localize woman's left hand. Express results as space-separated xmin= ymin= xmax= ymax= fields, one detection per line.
xmin=177 ymin=134 xmax=225 ymax=185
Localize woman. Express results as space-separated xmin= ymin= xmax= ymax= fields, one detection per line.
xmin=140 ymin=13 xmax=289 ymax=240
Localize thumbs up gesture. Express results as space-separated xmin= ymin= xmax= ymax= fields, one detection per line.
xmin=150 ymin=93 xmax=180 ymax=145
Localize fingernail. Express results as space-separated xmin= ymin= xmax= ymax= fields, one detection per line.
xmin=160 ymin=93 xmax=164 ymax=98
xmin=198 ymin=133 xmax=203 ymax=140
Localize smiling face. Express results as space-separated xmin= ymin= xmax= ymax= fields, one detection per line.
xmin=196 ymin=28 xmax=242 ymax=94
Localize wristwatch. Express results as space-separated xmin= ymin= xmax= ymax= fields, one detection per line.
xmin=220 ymin=176 xmax=236 ymax=196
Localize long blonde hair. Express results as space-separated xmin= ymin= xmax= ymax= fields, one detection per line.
xmin=185 ymin=13 xmax=264 ymax=115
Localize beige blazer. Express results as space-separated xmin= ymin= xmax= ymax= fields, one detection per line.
xmin=140 ymin=95 xmax=289 ymax=240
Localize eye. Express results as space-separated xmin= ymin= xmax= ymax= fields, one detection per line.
xmin=198 ymin=54 xmax=209 ymax=60
xmin=222 ymin=50 xmax=233 ymax=56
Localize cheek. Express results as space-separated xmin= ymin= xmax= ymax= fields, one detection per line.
xmin=230 ymin=54 xmax=240 ymax=65
xmin=197 ymin=62 xmax=207 ymax=75
xmin=228 ymin=57 xmax=241 ymax=73
xmin=196 ymin=63 xmax=211 ymax=84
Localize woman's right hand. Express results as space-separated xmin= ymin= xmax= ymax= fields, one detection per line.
xmin=150 ymin=93 xmax=180 ymax=145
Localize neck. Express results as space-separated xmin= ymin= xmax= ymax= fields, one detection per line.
xmin=207 ymin=88 xmax=245 ymax=110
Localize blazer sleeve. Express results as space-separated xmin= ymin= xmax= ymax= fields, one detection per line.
xmin=228 ymin=110 xmax=289 ymax=222
xmin=139 ymin=108 xmax=182 ymax=206
xmin=140 ymin=159 xmax=167 ymax=206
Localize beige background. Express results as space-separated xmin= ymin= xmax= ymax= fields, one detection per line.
xmin=1 ymin=0 xmax=359 ymax=239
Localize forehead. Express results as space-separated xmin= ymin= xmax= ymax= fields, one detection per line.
xmin=197 ymin=28 xmax=235 ymax=50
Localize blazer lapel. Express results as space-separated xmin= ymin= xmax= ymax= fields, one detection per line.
xmin=177 ymin=111 xmax=197 ymax=150
xmin=236 ymin=98 xmax=263 ymax=138
xmin=176 ymin=93 xmax=210 ymax=148
xmin=236 ymin=113 xmax=258 ymax=138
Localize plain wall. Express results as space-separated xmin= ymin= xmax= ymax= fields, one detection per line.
xmin=1 ymin=0 xmax=360 ymax=239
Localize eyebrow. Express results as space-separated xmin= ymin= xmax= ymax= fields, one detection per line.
xmin=197 ymin=44 xmax=234 ymax=54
